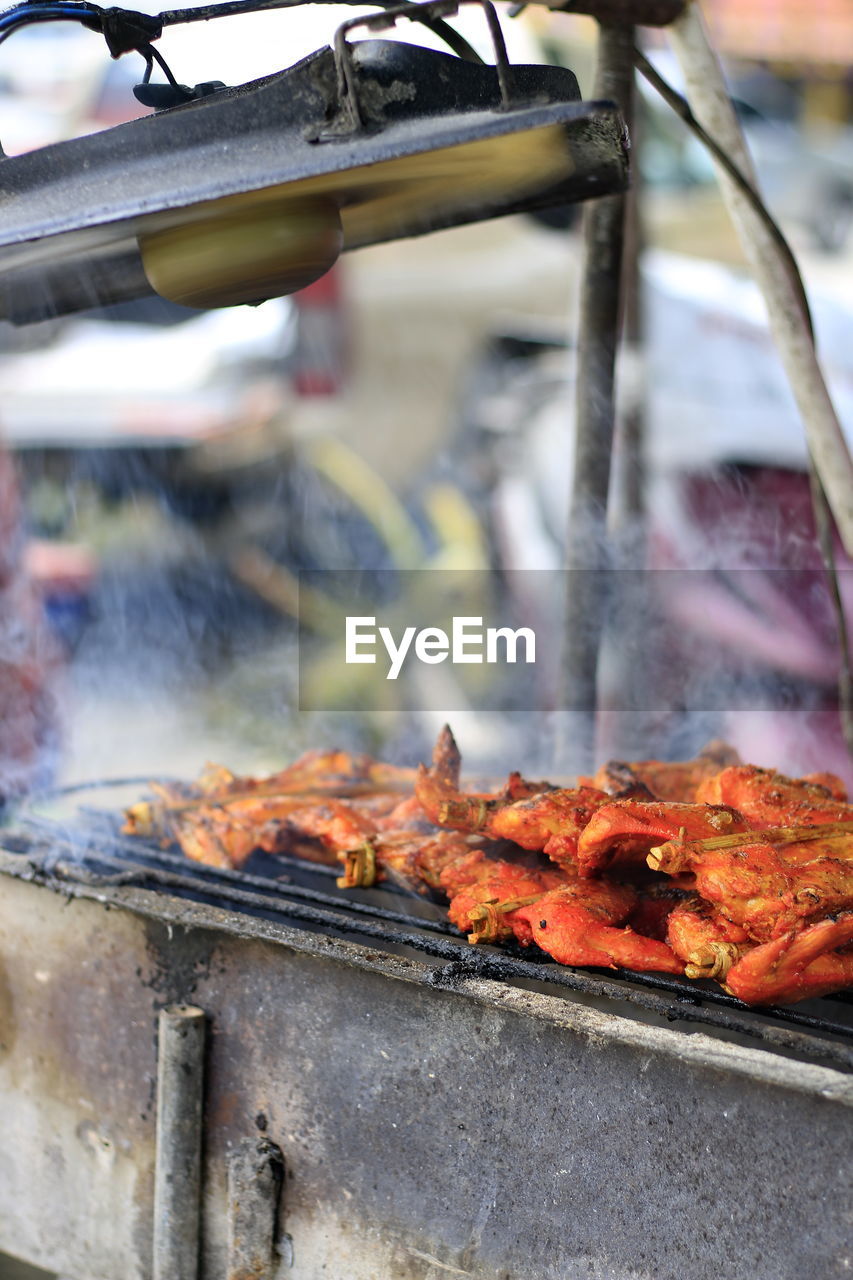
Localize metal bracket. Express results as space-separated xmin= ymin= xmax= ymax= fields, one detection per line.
xmin=227 ymin=1136 xmax=286 ymax=1280
xmin=330 ymin=0 xmax=518 ymax=135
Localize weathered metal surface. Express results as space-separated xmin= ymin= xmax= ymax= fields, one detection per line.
xmin=226 ymin=1137 xmax=285 ymax=1280
xmin=0 ymin=857 xmax=851 ymax=1280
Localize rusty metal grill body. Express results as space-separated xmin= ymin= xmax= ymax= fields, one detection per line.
xmin=0 ymin=799 xmax=852 ymax=1279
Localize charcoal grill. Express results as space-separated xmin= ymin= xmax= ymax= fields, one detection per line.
xmin=0 ymin=783 xmax=851 ymax=1280
xmin=0 ymin=2 xmax=851 ymax=1273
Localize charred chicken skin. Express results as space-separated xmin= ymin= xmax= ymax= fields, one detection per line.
xmin=695 ymin=764 xmax=853 ymax=828
xmin=591 ymin=740 xmax=741 ymax=803
xmin=625 ymin=883 xmax=690 ymax=943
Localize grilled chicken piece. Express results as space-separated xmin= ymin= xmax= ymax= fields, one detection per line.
xmin=230 ymin=749 xmax=417 ymax=796
xmin=169 ymin=811 xmax=245 ymax=869
xmin=160 ymin=789 xmax=412 ymax=870
xmin=666 ymin=895 xmax=753 ymax=980
xmin=415 ymin=727 xmax=604 ymax=871
xmin=446 ymin=859 xmax=569 ymax=944
xmin=374 ymin=793 xmax=434 ymax=832
xmin=335 ymin=829 xmax=477 ymax=892
xmin=439 ymin=846 xmax=686 ymax=969
xmin=272 ymin=799 xmax=378 ymax=856
xmin=124 ymin=750 xmax=418 ymax=840
xmin=649 ymin=831 xmax=853 ymax=942
xmin=165 ymin=794 xmax=363 ymax=868
xmin=416 ymin=762 xmax=608 ymax=865
xmin=592 ymin=740 xmax=740 ymax=803
xmin=125 ymin=726 xmax=852 ymax=1003
xmin=695 ymin=764 xmax=853 ymax=828
xmin=159 ymin=792 xmax=401 ymax=869
xmin=725 ymin=913 xmax=853 ymax=1005
xmin=576 ymin=800 xmax=748 ymax=877
xmin=514 ymin=883 xmax=685 ymax=973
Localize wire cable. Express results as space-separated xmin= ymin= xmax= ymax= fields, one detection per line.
xmin=0 ymin=0 xmax=484 ymax=64
xmin=633 ymin=48 xmax=814 ymax=340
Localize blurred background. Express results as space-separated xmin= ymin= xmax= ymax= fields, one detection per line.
xmin=1 ymin=0 xmax=852 ymax=796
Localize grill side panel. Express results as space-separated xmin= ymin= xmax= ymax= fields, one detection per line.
xmin=0 ymin=869 xmax=851 ymax=1280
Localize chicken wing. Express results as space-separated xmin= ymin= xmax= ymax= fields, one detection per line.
xmin=513 ymin=883 xmax=684 ymax=973
xmin=724 ymin=913 xmax=853 ymax=1005
xmin=648 ymin=829 xmax=853 ymax=941
xmin=446 ymin=859 xmax=569 ymax=944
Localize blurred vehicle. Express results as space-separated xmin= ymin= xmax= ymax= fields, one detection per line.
xmin=639 ymin=52 xmax=853 ymax=254
xmin=0 ymin=295 xmax=301 ymax=520
xmin=736 ymin=107 xmax=853 ymax=255
xmin=450 ymin=250 xmax=853 ymax=782
xmin=455 ymin=251 xmax=853 ymax=560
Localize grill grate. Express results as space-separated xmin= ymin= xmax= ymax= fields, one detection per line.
xmin=7 ymin=790 xmax=853 ymax=1076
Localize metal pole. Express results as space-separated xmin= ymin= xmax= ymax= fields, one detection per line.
xmin=560 ymin=21 xmax=634 ymax=772
xmin=153 ymin=1004 xmax=206 ymax=1280
xmin=616 ymin=84 xmax=645 ymax=532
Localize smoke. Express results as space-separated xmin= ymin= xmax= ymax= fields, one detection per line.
xmin=0 ymin=449 xmax=61 ymax=801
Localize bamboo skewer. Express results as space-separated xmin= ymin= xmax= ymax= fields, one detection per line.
xmin=648 ymin=821 xmax=853 ymax=872
xmin=336 ymin=841 xmax=378 ymax=889
xmin=466 ymin=892 xmax=546 ymax=944
xmin=684 ymin=941 xmax=750 ymax=982
xmin=438 ymin=797 xmax=490 ymax=830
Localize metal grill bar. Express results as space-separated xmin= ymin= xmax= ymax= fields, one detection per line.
xmin=25 ymin=811 xmax=456 ymax=935
xmin=10 ymin=809 xmax=853 ymax=1074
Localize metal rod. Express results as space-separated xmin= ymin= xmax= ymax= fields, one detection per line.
xmin=615 ymin=77 xmax=645 ymax=531
xmin=559 ymin=21 xmax=634 ymax=773
xmin=153 ymin=1005 xmax=206 ymax=1280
